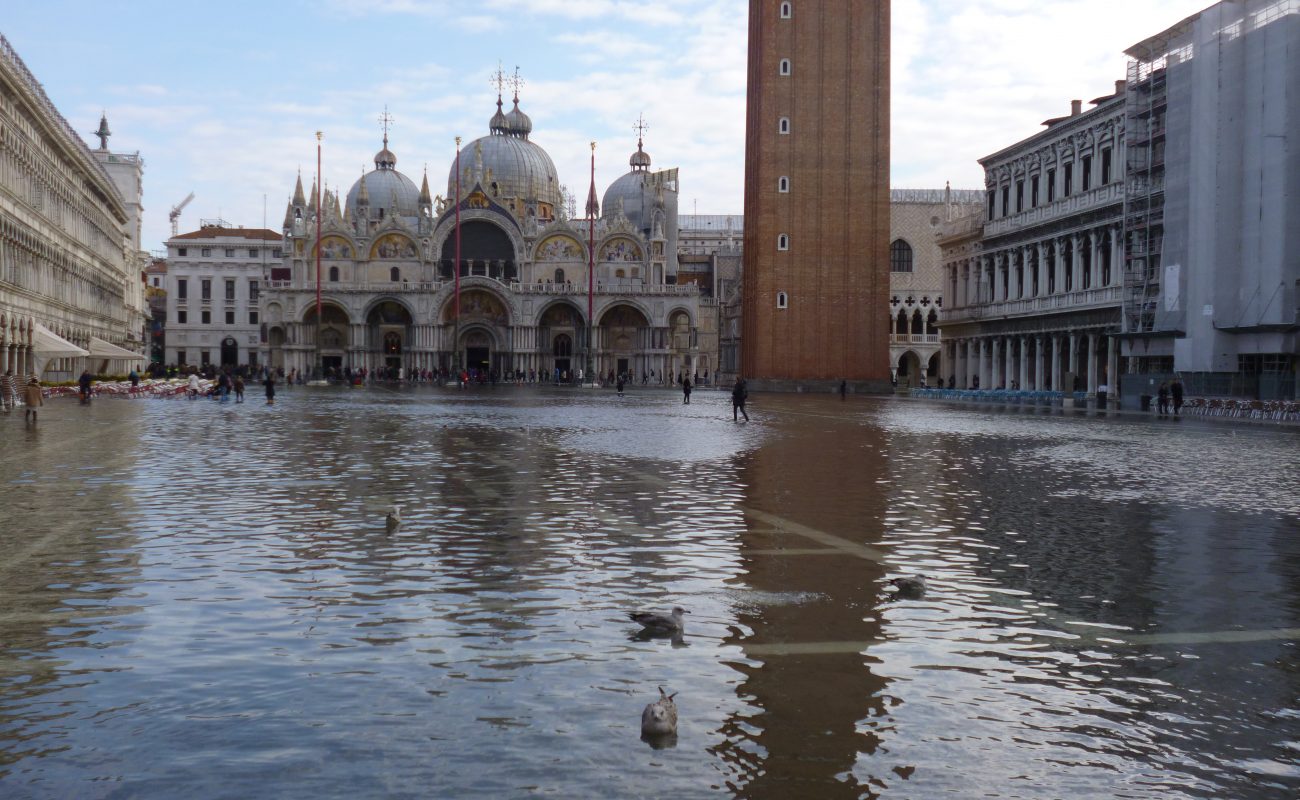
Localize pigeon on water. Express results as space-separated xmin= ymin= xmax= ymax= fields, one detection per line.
xmin=385 ymin=506 xmax=402 ymax=534
xmin=641 ymin=686 xmax=679 ymax=737
xmin=888 ymin=574 xmax=927 ymax=599
xmin=629 ymin=606 xmax=688 ymax=635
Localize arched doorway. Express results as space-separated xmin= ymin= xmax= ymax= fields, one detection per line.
xmin=896 ymin=351 xmax=922 ymax=387
xmin=463 ymin=329 xmax=493 ymax=375
xmin=928 ymin=352 xmax=941 ymax=381
xmin=539 ymin=301 xmax=583 ymax=380
xmin=268 ymin=327 xmax=286 ymax=370
xmin=367 ymin=300 xmax=414 ymax=370
xmin=303 ymin=303 xmax=351 ymax=372
xmin=599 ymin=303 xmax=650 ymax=380
xmin=220 ymin=337 xmax=239 ymax=367
xmin=553 ymin=334 xmax=573 ymax=378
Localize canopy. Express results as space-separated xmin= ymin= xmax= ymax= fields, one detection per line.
xmin=89 ymin=337 xmax=144 ymax=360
xmin=33 ymin=323 xmax=89 ymax=358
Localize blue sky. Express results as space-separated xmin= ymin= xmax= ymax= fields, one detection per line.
xmin=4 ymin=0 xmax=1209 ymax=251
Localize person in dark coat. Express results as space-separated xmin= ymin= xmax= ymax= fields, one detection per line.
xmin=732 ymin=377 xmax=749 ymax=422
xmin=78 ymin=370 xmax=93 ymax=404
xmin=263 ymin=373 xmax=276 ymax=405
xmin=682 ymin=376 xmax=692 ymax=405
xmin=1171 ymin=377 xmax=1185 ymax=416
xmin=234 ymin=375 xmax=246 ymax=403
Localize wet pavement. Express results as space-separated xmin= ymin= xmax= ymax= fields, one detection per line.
xmin=1 ymin=385 xmax=1298 ymax=799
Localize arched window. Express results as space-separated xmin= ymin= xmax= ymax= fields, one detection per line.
xmin=554 ymin=268 xmax=565 ymax=284
xmin=896 ymin=309 xmax=908 ymax=335
xmin=890 ymin=239 xmax=914 ymax=272
xmin=780 ymin=2 xmax=792 ymax=18
xmin=778 ymin=117 xmax=790 ymax=134
xmin=911 ymin=310 xmax=924 ymax=335
xmin=777 ymin=233 xmax=789 ymax=251
xmin=390 ymin=267 xmax=400 ymax=282
xmin=328 ymin=266 xmax=339 ymax=282
xmin=778 ymin=176 xmax=789 ymax=193
xmin=777 ymin=291 xmax=789 ymax=309
xmin=779 ymin=59 xmax=791 ymax=76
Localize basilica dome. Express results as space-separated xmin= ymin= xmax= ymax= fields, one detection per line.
xmin=602 ymin=141 xmax=656 ymax=232
xmin=347 ymin=138 xmax=421 ymax=220
xmin=448 ymin=94 xmax=562 ymax=209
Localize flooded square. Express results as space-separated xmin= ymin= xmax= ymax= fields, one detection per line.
xmin=1 ymin=387 xmax=1298 ymax=798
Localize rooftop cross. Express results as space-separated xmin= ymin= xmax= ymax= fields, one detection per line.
xmin=491 ymin=62 xmax=507 ymax=102
xmin=633 ymin=113 xmax=649 ymax=146
xmin=509 ymin=66 xmax=524 ymax=103
xmin=378 ymin=106 xmax=393 ymax=147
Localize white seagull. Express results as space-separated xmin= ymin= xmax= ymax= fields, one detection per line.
xmin=628 ymin=606 xmax=688 ymax=635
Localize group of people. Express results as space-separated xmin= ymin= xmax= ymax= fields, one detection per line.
xmin=1156 ymin=378 xmax=1185 ymax=416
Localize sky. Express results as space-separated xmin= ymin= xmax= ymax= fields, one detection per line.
xmin=3 ymin=0 xmax=1211 ymax=252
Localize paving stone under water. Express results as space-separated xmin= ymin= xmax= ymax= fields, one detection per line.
xmin=1 ymin=386 xmax=1298 ymax=798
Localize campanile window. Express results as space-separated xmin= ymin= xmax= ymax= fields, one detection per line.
xmin=777 ymin=234 xmax=789 ymax=251
xmin=779 ymin=59 xmax=791 ymax=76
xmin=780 ymin=2 xmax=791 ymax=17
xmin=779 ymin=117 xmax=790 ymax=134
xmin=777 ymin=291 xmax=789 ymax=309
xmin=778 ymin=176 xmax=789 ymax=193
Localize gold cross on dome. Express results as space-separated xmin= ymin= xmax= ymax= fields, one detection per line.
xmin=509 ymin=66 xmax=524 ymax=101
xmin=378 ymin=106 xmax=394 ymax=143
xmin=633 ymin=113 xmax=649 ymax=143
xmin=490 ymin=62 xmax=507 ymax=98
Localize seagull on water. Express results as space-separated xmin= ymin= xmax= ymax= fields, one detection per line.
xmin=385 ymin=506 xmax=402 ymax=534
xmin=629 ymin=606 xmax=688 ymax=634
xmin=641 ymin=686 xmax=679 ymax=737
xmin=888 ymin=574 xmax=927 ymax=599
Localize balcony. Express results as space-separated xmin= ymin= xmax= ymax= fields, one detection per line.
xmin=261 ymin=279 xmax=701 ymax=298
xmin=946 ymin=285 xmax=1122 ymax=323
xmin=890 ymin=333 xmax=940 ymax=345
xmin=984 ymin=183 xmax=1124 ymax=238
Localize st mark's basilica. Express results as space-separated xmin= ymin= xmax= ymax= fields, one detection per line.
xmin=261 ymin=80 xmax=701 ymax=382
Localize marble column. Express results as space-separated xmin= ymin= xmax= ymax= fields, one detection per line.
xmin=1004 ymin=337 xmax=1014 ymax=389
xmin=993 ymin=253 xmax=1005 ymax=301
xmin=1054 ymin=239 xmax=1066 ymax=295
xmin=1019 ymin=336 xmax=1030 ymax=390
xmin=991 ymin=337 xmax=1002 ymax=389
xmin=1087 ymin=332 xmax=1099 ymax=395
xmin=1036 ymin=243 xmax=1048 ymax=297
xmin=1068 ymin=332 xmax=1079 ymax=389
xmin=1107 ymin=336 xmax=1120 ymax=407
xmin=1051 ymin=335 xmax=1062 ymax=391
xmin=1034 ymin=336 xmax=1045 ymax=391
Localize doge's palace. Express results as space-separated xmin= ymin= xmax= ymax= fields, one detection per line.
xmin=0 ymin=33 xmax=145 ymax=380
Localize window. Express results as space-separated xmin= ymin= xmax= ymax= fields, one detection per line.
xmin=201 ymin=248 xmax=211 ymax=257
xmin=777 ymin=291 xmax=788 ymax=309
xmin=329 ymin=266 xmax=339 ymax=282
xmin=248 ymin=248 xmax=258 ymax=258
xmin=1031 ymin=175 xmax=1040 ymax=207
xmin=152 ymin=277 xmax=160 ymax=287
xmin=225 ymin=310 xmax=235 ymax=325
xmin=1101 ymin=147 xmax=1112 ymax=184
xmin=201 ymin=310 xmax=211 ymax=325
xmin=201 ymin=279 xmax=211 ymax=300
xmin=554 ymin=268 xmax=565 ymax=283
xmin=1047 ymin=168 xmax=1056 ymax=202
xmin=177 ymin=309 xmax=187 ymax=324
xmin=1001 ymin=185 xmax=1009 ymax=217
xmin=987 ymin=189 xmax=995 ymax=221
xmin=177 ymin=278 xmax=188 ymax=299
xmin=224 ymin=248 xmax=235 ymax=257
xmin=272 ymin=249 xmax=283 ymax=258
xmin=249 ymin=311 xmax=259 ymax=325
xmin=177 ymin=247 xmax=187 ymax=257
xmin=780 ymin=1 xmax=791 ymax=17
xmin=225 ymin=279 xmax=235 ymax=301
xmin=1015 ymin=180 xmax=1024 ymax=213
xmin=1082 ymin=155 xmax=1092 ymax=191
xmin=778 ymin=176 xmax=789 ymax=193
xmin=779 ymin=117 xmax=790 ymax=134
xmin=249 ymin=280 xmax=259 ymax=301
xmin=200 ymin=350 xmax=210 ymax=365
xmin=779 ymin=59 xmax=791 ymax=76
xmin=176 ymin=350 xmax=187 ymax=365
xmin=777 ymin=233 xmax=789 ymax=251
xmin=390 ymin=266 xmax=400 ymax=282
xmin=1064 ymin=163 xmax=1073 ymax=196
xmin=890 ymin=239 xmax=914 ymax=272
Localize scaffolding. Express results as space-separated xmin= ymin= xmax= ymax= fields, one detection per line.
xmin=1120 ymin=52 xmax=1166 ymax=336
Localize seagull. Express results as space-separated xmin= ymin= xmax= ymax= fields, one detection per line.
xmin=629 ymin=606 xmax=688 ymax=634
xmin=888 ymin=575 xmax=927 ymax=599
xmin=385 ymin=506 xmax=402 ymax=534
xmin=641 ymin=686 xmax=679 ymax=737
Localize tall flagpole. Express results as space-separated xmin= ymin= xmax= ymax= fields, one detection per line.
xmin=587 ymin=140 xmax=595 ymax=386
xmin=454 ymin=136 xmax=462 ymax=376
xmin=314 ymin=130 xmax=323 ymax=380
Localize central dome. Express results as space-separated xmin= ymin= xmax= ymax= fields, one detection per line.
xmin=347 ymin=136 xmax=421 ymax=220
xmin=449 ymin=132 xmax=562 ymax=209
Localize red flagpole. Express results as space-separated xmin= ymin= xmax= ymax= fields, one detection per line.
xmin=315 ymin=131 xmax=323 ymax=376
xmin=587 ymin=141 xmax=595 ymax=382
xmin=454 ymin=136 xmax=462 ymax=372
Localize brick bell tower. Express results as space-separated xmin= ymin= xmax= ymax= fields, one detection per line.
xmin=741 ymin=0 xmax=891 ymax=390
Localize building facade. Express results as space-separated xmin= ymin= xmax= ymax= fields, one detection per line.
xmin=943 ymin=87 xmax=1129 ymax=396
xmin=145 ymin=257 xmax=166 ymax=363
xmin=677 ymin=214 xmax=742 ymax=385
xmin=261 ymin=87 xmax=701 ymax=381
xmin=1121 ymin=0 xmax=1299 ymax=401
xmin=741 ymin=0 xmax=891 ymax=389
xmin=164 ymin=225 xmax=281 ymax=368
xmin=888 ymin=188 xmax=983 ymax=386
xmin=0 ymin=33 xmax=145 ymax=380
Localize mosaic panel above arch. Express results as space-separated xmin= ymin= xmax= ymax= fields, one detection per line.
xmin=536 ymin=235 xmax=583 ymax=261
xmin=600 ymin=238 xmax=642 ymax=262
xmin=369 ymin=233 xmax=418 ymax=260
xmin=313 ymin=235 xmax=355 ymax=260
xmin=444 ymin=289 xmax=510 ymax=325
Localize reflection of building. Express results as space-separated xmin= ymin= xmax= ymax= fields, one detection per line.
xmin=261 ymin=81 xmax=701 ymax=381
xmin=1121 ymin=0 xmax=1299 ymax=401
xmin=942 ymin=87 xmax=1128 ymax=394
xmin=677 ymin=214 xmax=743 ymax=384
xmin=741 ymin=1 xmax=890 ymax=389
xmin=0 ymin=34 xmax=146 ymax=379
xmin=164 ymin=224 xmax=281 ymax=367
xmin=888 ymin=188 xmax=983 ymax=386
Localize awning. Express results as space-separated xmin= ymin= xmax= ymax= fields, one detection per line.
xmin=33 ymin=323 xmax=89 ymax=358
xmin=89 ymin=337 xmax=143 ymax=360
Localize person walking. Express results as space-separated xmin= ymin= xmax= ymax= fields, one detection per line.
xmin=263 ymin=372 xmax=276 ymax=405
xmin=682 ymin=376 xmax=692 ymax=405
xmin=1157 ymin=380 xmax=1170 ymax=416
xmin=1 ymin=369 xmax=14 ymax=412
xmin=234 ymin=375 xmax=246 ymax=403
xmin=839 ymin=379 xmax=847 ymax=401
xmin=23 ymin=377 xmax=43 ymax=422
xmin=1171 ymin=376 xmax=1185 ymax=416
xmin=128 ymin=369 xmax=140 ymax=388
xmin=187 ymin=372 xmax=201 ymax=399
xmin=78 ymin=370 xmax=93 ymax=404
xmin=732 ymin=377 xmax=749 ymax=422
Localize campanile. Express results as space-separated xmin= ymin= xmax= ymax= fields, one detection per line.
xmin=741 ymin=0 xmax=891 ymax=388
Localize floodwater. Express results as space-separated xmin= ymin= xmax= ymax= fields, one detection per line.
xmin=1 ymin=386 xmax=1298 ymax=799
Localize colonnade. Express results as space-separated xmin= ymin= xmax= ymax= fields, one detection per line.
xmin=948 ymin=329 xmax=1120 ymax=399
xmin=948 ymin=223 xmax=1124 ymax=308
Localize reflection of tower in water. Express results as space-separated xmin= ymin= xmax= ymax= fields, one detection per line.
xmin=714 ymin=415 xmax=893 ymax=798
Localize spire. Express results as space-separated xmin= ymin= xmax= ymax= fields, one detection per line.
xmin=293 ymin=171 xmax=306 ymax=206
xmin=92 ymin=111 xmax=111 ymax=150
xmin=586 ymin=177 xmax=599 ymax=219
xmin=419 ymin=167 xmax=432 ymax=205
xmin=374 ymin=106 xmax=397 ymax=169
xmin=356 ymin=166 xmax=370 ymax=206
xmin=282 ymin=199 xmax=294 ymax=229
xmin=505 ymin=66 xmax=532 ymax=139
xmin=490 ymin=62 xmax=509 ymax=134
xmin=308 ymin=178 xmax=318 ymax=213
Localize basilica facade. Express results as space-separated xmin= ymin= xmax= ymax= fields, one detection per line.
xmin=261 ymin=89 xmax=700 ymax=382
